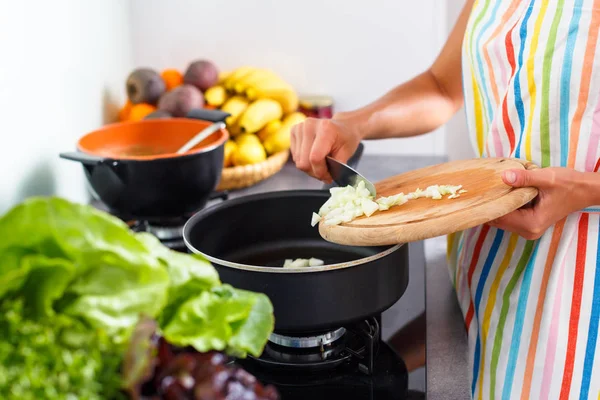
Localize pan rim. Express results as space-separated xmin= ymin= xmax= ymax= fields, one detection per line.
xmin=183 ymin=235 xmax=403 ymax=273
xmin=182 ymin=189 xmax=404 ymax=273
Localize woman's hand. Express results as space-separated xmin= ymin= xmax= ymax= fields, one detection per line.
xmin=290 ymin=115 xmax=363 ymax=183
xmin=487 ymin=167 xmax=594 ymax=240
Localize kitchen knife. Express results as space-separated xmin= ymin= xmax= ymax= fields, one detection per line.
xmin=326 ymin=156 xmax=377 ymax=197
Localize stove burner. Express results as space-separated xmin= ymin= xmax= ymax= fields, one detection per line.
xmin=269 ymin=328 xmax=346 ymax=348
xmin=237 ymin=317 xmax=410 ymax=400
xmin=248 ymin=317 xmax=381 ymax=375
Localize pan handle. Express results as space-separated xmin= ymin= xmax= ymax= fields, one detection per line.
xmin=59 ymin=151 xmax=113 ymax=166
xmin=186 ymin=108 xmax=231 ymax=123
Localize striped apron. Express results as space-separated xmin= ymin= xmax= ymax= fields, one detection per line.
xmin=448 ymin=1 xmax=600 ymax=399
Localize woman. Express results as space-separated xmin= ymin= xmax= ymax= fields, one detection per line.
xmin=290 ymin=1 xmax=600 ymax=399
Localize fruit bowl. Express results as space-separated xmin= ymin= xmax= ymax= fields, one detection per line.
xmin=216 ymin=150 xmax=289 ymax=191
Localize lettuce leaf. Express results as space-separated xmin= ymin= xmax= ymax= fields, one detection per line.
xmin=160 ymin=284 xmax=274 ymax=358
xmin=0 ymin=197 xmax=171 ymax=342
xmin=18 ymin=255 xmax=75 ymax=318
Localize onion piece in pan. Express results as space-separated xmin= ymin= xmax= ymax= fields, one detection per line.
xmin=283 ymin=258 xmax=325 ymax=268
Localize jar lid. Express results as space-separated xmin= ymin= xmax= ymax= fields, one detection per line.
xmin=299 ymin=95 xmax=333 ymax=108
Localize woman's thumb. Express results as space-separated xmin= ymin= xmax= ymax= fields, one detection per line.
xmin=502 ymin=169 xmax=541 ymax=188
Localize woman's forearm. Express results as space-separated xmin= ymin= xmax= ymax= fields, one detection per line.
xmin=333 ymin=70 xmax=463 ymax=140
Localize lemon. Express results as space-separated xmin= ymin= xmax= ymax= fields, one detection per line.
xmin=257 ymin=119 xmax=282 ymax=142
xmin=205 ymin=85 xmax=228 ymax=107
xmin=223 ymin=140 xmax=237 ymax=167
xmin=263 ymin=128 xmax=291 ymax=155
xmin=235 ymin=133 xmax=261 ymax=146
xmin=233 ymin=141 xmax=267 ymax=166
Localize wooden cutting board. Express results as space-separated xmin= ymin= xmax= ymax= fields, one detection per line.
xmin=318 ymin=158 xmax=539 ymax=246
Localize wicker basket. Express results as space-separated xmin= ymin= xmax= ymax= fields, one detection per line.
xmin=216 ymin=150 xmax=290 ymax=191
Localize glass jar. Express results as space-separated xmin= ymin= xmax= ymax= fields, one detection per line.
xmin=299 ymin=95 xmax=334 ymax=119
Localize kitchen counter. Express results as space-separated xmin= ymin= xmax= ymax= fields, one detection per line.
xmin=224 ymin=154 xmax=470 ymax=399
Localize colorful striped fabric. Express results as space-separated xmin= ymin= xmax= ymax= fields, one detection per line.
xmin=449 ymin=0 xmax=600 ymax=399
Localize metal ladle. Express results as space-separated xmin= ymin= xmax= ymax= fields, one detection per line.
xmin=176 ymin=122 xmax=226 ymax=154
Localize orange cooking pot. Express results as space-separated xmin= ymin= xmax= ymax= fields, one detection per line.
xmin=60 ymin=115 xmax=229 ymax=220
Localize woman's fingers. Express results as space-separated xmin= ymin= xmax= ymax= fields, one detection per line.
xmin=297 ymin=122 xmax=317 ymax=178
xmin=310 ymin=125 xmax=336 ymax=182
xmin=290 ymin=117 xmax=358 ymax=183
xmin=488 ymin=208 xmax=545 ymax=240
xmin=290 ymin=123 xmax=301 ymax=163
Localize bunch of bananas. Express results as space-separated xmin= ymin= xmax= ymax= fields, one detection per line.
xmin=204 ymin=66 xmax=305 ymax=167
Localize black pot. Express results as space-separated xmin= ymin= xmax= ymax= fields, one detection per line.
xmin=59 ymin=110 xmax=229 ymax=220
xmin=183 ymin=189 xmax=409 ymax=334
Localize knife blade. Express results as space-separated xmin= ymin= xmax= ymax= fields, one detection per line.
xmin=325 ymin=156 xmax=377 ymax=197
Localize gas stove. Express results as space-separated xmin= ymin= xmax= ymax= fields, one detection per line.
xmin=91 ymin=187 xmax=423 ymax=400
xmin=234 ymin=316 xmax=413 ymax=400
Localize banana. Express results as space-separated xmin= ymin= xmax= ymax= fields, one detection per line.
xmin=245 ymin=76 xmax=298 ymax=114
xmin=224 ymin=66 xmax=256 ymax=91
xmin=233 ymin=69 xmax=279 ymax=94
xmin=204 ymin=85 xmax=228 ymax=107
xmin=257 ymin=119 xmax=282 ymax=142
xmin=238 ymin=99 xmax=283 ymax=134
xmin=249 ymin=87 xmax=298 ymax=115
xmin=221 ymin=95 xmax=250 ymax=126
xmin=245 ymin=76 xmax=289 ymax=99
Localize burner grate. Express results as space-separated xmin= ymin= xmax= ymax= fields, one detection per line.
xmin=346 ymin=317 xmax=380 ymax=375
xmin=246 ymin=316 xmax=381 ymax=376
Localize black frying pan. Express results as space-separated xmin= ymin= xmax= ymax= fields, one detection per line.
xmin=183 ymin=189 xmax=409 ymax=334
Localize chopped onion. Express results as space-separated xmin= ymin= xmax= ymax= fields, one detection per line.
xmin=312 ymin=181 xmax=466 ymax=227
xmin=309 ymin=257 xmax=325 ymax=266
xmin=283 ymin=257 xmax=324 ymax=268
xmin=361 ymin=199 xmax=379 ymax=217
xmin=311 ymin=212 xmax=321 ymax=227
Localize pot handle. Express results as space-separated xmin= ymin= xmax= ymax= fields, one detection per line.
xmin=59 ymin=151 xmax=111 ymax=166
xmin=186 ymin=108 xmax=231 ymax=123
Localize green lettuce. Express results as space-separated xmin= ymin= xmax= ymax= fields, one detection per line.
xmin=0 ymin=299 xmax=126 ymax=400
xmin=0 ymin=197 xmax=170 ymax=342
xmin=0 ymin=196 xmax=274 ymax=357
xmin=139 ymin=231 xmax=274 ymax=357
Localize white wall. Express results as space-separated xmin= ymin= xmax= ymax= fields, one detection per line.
xmin=444 ymin=0 xmax=475 ymax=161
xmin=0 ymin=0 xmax=133 ymax=213
xmin=129 ymin=0 xmax=448 ymax=156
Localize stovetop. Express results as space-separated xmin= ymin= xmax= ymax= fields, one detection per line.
xmin=233 ymin=316 xmax=416 ymax=400
xmin=238 ymin=342 xmax=408 ymax=400
xmin=90 ymin=179 xmax=426 ymax=398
